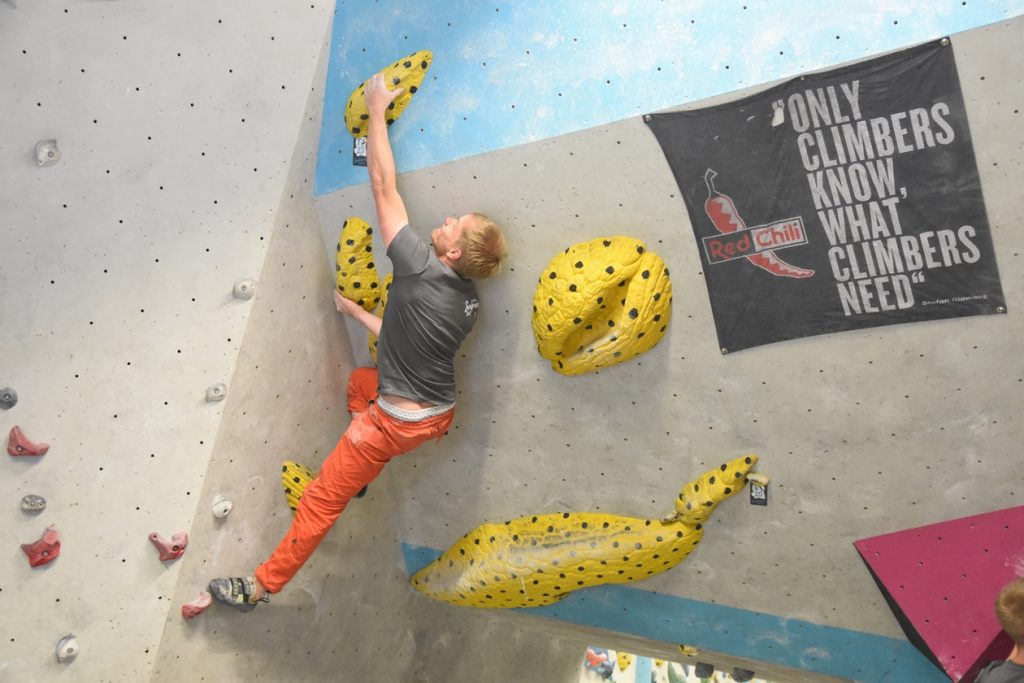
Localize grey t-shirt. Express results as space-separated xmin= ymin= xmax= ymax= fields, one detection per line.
xmin=976 ymin=660 xmax=1024 ymax=683
xmin=376 ymin=225 xmax=479 ymax=405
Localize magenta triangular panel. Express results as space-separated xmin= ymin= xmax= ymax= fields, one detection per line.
xmin=854 ymin=506 xmax=1024 ymax=682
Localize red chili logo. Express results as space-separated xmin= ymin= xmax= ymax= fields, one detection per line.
xmin=702 ymin=169 xmax=815 ymax=278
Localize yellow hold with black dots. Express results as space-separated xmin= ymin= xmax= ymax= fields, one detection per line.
xmin=282 ymin=461 xmax=317 ymax=513
xmin=410 ymin=455 xmax=758 ymax=608
xmin=616 ymin=652 xmax=633 ymax=672
xmin=369 ymin=273 xmax=393 ymax=363
xmin=336 ymin=217 xmax=381 ymax=312
xmin=345 ymin=50 xmax=433 ymax=137
xmin=532 ymin=236 xmax=672 ymax=376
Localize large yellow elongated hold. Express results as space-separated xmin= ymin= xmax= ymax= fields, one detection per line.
xmin=411 ymin=455 xmax=758 ymax=608
xmin=345 ymin=50 xmax=433 ymax=137
xmin=336 ymin=216 xmax=381 ymax=312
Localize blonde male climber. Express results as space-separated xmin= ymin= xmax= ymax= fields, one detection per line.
xmin=975 ymin=577 xmax=1024 ymax=682
xmin=209 ymin=72 xmax=508 ymax=611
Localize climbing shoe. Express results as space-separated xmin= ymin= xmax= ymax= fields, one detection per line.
xmin=208 ymin=576 xmax=269 ymax=613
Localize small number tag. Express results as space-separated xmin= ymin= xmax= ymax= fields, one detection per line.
xmin=352 ymin=136 xmax=368 ymax=166
xmin=750 ymin=481 xmax=768 ymax=506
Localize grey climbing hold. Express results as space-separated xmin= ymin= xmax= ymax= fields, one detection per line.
xmin=0 ymin=387 xmax=16 ymax=410
xmin=205 ymin=383 xmax=227 ymax=402
xmin=21 ymin=494 xmax=46 ymax=512
xmin=55 ymin=634 xmax=78 ymax=663
xmin=211 ymin=494 xmax=233 ymax=519
xmin=35 ymin=139 xmax=60 ymax=167
xmin=233 ymin=278 xmax=256 ymax=300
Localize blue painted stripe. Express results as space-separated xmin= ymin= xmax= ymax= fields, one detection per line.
xmin=401 ymin=543 xmax=946 ymax=682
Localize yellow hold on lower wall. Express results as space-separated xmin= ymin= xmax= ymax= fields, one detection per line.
xmin=410 ymin=455 xmax=758 ymax=608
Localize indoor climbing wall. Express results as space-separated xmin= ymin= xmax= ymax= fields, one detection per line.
xmin=0 ymin=2 xmax=334 ymax=681
xmin=313 ymin=11 xmax=1024 ymax=683
xmin=854 ymin=506 xmax=1024 ymax=682
xmin=4 ymin=2 xmax=1024 ymax=683
xmin=149 ymin=36 xmax=584 ymax=683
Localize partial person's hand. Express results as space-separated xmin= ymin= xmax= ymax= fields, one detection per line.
xmin=364 ymin=73 xmax=404 ymax=118
xmin=333 ymin=290 xmax=364 ymax=316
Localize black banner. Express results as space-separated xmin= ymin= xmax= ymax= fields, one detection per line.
xmin=646 ymin=39 xmax=1005 ymax=353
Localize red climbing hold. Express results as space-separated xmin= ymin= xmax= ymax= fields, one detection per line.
xmin=7 ymin=425 xmax=49 ymax=457
xmin=149 ymin=531 xmax=188 ymax=561
xmin=181 ymin=591 xmax=212 ymax=620
xmin=22 ymin=525 xmax=61 ymax=567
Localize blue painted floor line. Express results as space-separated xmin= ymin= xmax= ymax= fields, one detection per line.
xmin=401 ymin=543 xmax=946 ymax=682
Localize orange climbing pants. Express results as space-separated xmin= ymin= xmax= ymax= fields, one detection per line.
xmin=255 ymin=367 xmax=453 ymax=593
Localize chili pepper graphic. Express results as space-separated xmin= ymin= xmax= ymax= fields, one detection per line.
xmin=703 ymin=169 xmax=814 ymax=278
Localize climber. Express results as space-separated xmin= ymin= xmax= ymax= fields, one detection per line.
xmin=975 ymin=577 xmax=1024 ymax=682
xmin=208 ymin=72 xmax=508 ymax=612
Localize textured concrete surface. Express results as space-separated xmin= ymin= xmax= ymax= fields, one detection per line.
xmin=3 ymin=2 xmax=1022 ymax=682
xmin=0 ymin=2 xmax=332 ymax=681
xmin=151 ymin=28 xmax=584 ymax=683
xmin=313 ymin=15 xmax=1023 ymax=681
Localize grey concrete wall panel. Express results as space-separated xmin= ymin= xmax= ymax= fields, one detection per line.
xmin=0 ymin=2 xmax=334 ymax=681
xmin=314 ymin=16 xmax=1023 ymax=681
xmin=2 ymin=2 xmax=1021 ymax=681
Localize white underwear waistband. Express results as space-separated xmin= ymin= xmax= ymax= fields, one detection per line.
xmin=376 ymin=397 xmax=454 ymax=423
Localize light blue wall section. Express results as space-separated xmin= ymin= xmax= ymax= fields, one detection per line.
xmin=316 ymin=0 xmax=1023 ymax=195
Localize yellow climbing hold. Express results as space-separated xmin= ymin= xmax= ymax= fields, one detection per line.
xmin=532 ymin=236 xmax=672 ymax=376
xmin=369 ymin=273 xmax=393 ymax=363
xmin=281 ymin=460 xmax=317 ymax=513
xmin=410 ymin=455 xmax=758 ymax=609
xmin=345 ymin=50 xmax=433 ymax=137
xmin=335 ymin=217 xmax=381 ymax=312
xmin=616 ymin=652 xmax=633 ymax=672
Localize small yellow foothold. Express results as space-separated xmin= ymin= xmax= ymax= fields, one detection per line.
xmin=747 ymin=472 xmax=771 ymax=487
xmin=281 ymin=461 xmax=317 ymax=513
